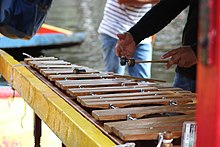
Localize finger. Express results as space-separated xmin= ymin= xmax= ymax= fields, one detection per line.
xmin=166 ymin=56 xmax=180 ymax=69
xmin=124 ymin=50 xmax=132 ymax=59
xmin=120 ymin=49 xmax=124 ymax=57
xmin=117 ymin=33 xmax=126 ymax=40
xmin=114 ymin=44 xmax=120 ymax=57
xmin=161 ymin=49 xmax=178 ymax=59
xmin=125 ymin=53 xmax=131 ymax=59
xmin=166 ymin=62 xmax=172 ymax=69
xmin=115 ymin=48 xmax=119 ymax=57
xmin=115 ymin=44 xmax=123 ymax=57
xmin=166 ymin=60 xmax=174 ymax=69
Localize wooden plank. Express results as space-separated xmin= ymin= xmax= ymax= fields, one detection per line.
xmin=29 ymin=60 xmax=71 ymax=66
xmin=72 ymin=71 xmax=100 ymax=74
xmin=92 ymin=104 xmax=195 ymax=121
xmin=115 ymin=124 xmax=182 ymax=141
xmin=24 ymin=57 xmax=58 ymax=63
xmin=104 ymin=114 xmax=195 ymax=133
xmin=48 ymin=74 xmax=115 ymax=81
xmin=41 ymin=70 xmax=75 ymax=77
xmin=68 ymin=85 xmax=156 ymax=91
xmin=41 ymin=70 xmax=101 ymax=77
xmin=56 ymin=81 xmax=138 ymax=90
xmin=77 ymin=91 xmax=194 ymax=101
xmin=36 ymin=64 xmax=76 ymax=70
xmin=80 ymin=97 xmax=195 ymax=109
xmin=39 ymin=67 xmax=83 ymax=75
xmin=33 ymin=62 xmax=71 ymax=68
xmin=56 ymin=78 xmax=141 ymax=90
xmin=157 ymin=87 xmax=184 ymax=91
xmin=56 ymin=78 xmax=130 ymax=84
xmin=114 ymin=75 xmax=166 ymax=83
xmin=81 ymin=94 xmax=194 ymax=103
xmin=67 ymin=86 xmax=158 ymax=97
xmin=77 ymin=91 xmax=177 ymax=100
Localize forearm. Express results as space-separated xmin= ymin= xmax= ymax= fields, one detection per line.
xmin=128 ymin=0 xmax=189 ymax=45
xmin=118 ymin=0 xmax=159 ymax=5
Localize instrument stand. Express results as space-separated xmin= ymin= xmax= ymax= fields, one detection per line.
xmin=34 ymin=113 xmax=67 ymax=147
xmin=34 ymin=113 xmax=41 ymax=147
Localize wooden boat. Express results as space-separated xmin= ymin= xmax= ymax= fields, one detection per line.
xmin=0 ymin=24 xmax=86 ymax=49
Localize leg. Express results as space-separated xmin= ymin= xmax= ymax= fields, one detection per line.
xmin=128 ymin=43 xmax=153 ymax=78
xmin=98 ymin=33 xmax=125 ymax=75
xmin=34 ymin=113 xmax=41 ymax=147
xmin=173 ymin=72 xmax=196 ymax=92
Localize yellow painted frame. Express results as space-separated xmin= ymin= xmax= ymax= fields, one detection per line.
xmin=0 ymin=49 xmax=116 ymax=147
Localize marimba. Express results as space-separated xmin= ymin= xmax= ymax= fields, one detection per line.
xmin=23 ymin=56 xmax=196 ymax=147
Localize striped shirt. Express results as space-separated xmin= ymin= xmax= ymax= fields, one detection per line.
xmin=98 ymin=0 xmax=152 ymax=43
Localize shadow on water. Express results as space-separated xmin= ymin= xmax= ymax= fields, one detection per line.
xmin=2 ymin=0 xmax=188 ymax=86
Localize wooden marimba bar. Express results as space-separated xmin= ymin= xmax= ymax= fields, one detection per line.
xmin=24 ymin=56 xmax=196 ymax=146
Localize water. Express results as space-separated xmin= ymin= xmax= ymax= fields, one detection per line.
xmin=24 ymin=0 xmax=189 ymax=85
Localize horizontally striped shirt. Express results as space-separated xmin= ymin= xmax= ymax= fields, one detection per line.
xmin=98 ymin=0 xmax=152 ymax=43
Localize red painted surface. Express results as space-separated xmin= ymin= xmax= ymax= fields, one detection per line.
xmin=197 ymin=0 xmax=220 ymax=146
xmin=36 ymin=27 xmax=61 ymax=34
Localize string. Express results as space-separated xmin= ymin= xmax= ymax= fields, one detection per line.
xmin=20 ymin=99 xmax=27 ymax=128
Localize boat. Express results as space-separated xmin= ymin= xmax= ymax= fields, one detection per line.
xmin=0 ymin=24 xmax=86 ymax=49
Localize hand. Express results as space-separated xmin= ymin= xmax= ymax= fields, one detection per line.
xmin=114 ymin=32 xmax=136 ymax=59
xmin=161 ymin=46 xmax=197 ymax=69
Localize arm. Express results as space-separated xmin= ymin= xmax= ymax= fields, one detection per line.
xmin=115 ymin=0 xmax=189 ymax=58
xmin=129 ymin=0 xmax=190 ymax=45
xmin=118 ymin=0 xmax=159 ymax=6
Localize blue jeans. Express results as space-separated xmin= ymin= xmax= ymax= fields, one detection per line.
xmin=173 ymin=72 xmax=196 ymax=92
xmin=98 ymin=34 xmax=152 ymax=78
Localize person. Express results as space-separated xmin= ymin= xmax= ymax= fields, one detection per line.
xmin=115 ymin=0 xmax=198 ymax=92
xmin=98 ymin=0 xmax=159 ymax=78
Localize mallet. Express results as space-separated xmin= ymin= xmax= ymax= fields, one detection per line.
xmin=120 ymin=56 xmax=168 ymax=67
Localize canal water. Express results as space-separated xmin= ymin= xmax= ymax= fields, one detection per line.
xmin=5 ymin=0 xmax=188 ymax=86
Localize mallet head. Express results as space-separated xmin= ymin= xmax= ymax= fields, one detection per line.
xmin=120 ymin=56 xmax=127 ymax=66
xmin=127 ymin=58 xmax=135 ymax=67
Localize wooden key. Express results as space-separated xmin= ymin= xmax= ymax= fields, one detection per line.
xmin=92 ymin=104 xmax=195 ymax=121
xmin=56 ymin=81 xmax=138 ymax=90
xmin=115 ymin=74 xmax=166 ymax=83
xmin=48 ymin=73 xmax=115 ymax=81
xmin=77 ymin=91 xmax=176 ymax=100
xmin=80 ymin=97 xmax=195 ymax=109
xmin=104 ymin=114 xmax=195 ymax=134
xmin=67 ymin=86 xmax=158 ymax=97
xmin=114 ymin=123 xmax=182 ymax=141
xmin=24 ymin=57 xmax=58 ymax=63
xmin=30 ymin=60 xmax=71 ymax=68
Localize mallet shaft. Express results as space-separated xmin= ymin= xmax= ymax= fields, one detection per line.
xmin=135 ymin=60 xmax=168 ymax=64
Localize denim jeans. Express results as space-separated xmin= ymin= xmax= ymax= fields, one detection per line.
xmin=173 ymin=72 xmax=196 ymax=92
xmin=98 ymin=33 xmax=152 ymax=78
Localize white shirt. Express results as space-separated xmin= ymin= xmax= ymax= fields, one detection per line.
xmin=98 ymin=0 xmax=152 ymax=43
